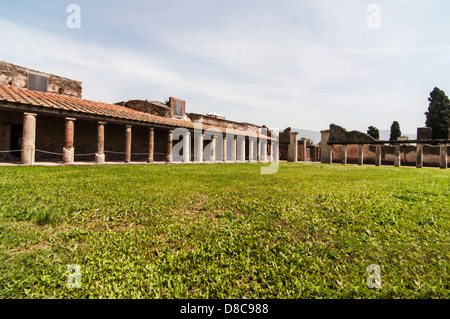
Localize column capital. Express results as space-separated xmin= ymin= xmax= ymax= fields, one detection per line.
xmin=65 ymin=117 xmax=77 ymax=121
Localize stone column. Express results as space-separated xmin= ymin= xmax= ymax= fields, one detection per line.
xmin=375 ymin=144 xmax=381 ymax=166
xmin=148 ymin=128 xmax=154 ymax=163
xmin=166 ymin=129 xmax=173 ymax=163
xmin=261 ymin=140 xmax=267 ymax=162
xmin=342 ymin=144 xmax=347 ymax=165
xmin=183 ymin=131 xmax=190 ymax=163
xmin=299 ymin=138 xmax=306 ymax=161
xmin=233 ymin=136 xmax=237 ymax=163
xmin=125 ymin=125 xmax=132 ymax=163
xmin=239 ymin=137 xmax=245 ymax=162
xmin=320 ymin=130 xmax=332 ymax=163
xmin=394 ymin=144 xmax=401 ymax=167
xmin=440 ymin=143 xmax=448 ymax=169
xmin=416 ymin=143 xmax=423 ymax=168
xmin=195 ymin=132 xmax=203 ymax=163
xmin=248 ymin=138 xmax=254 ymax=162
xmin=95 ymin=121 xmax=106 ymax=164
xmin=63 ymin=117 xmax=76 ymax=164
xmin=210 ymin=135 xmax=216 ymax=162
xmin=272 ymin=140 xmax=279 ymax=162
xmin=357 ymin=144 xmax=364 ymax=166
xmin=222 ymin=136 xmax=227 ymax=163
xmin=288 ymin=132 xmax=298 ymax=162
xmin=21 ymin=112 xmax=37 ymax=165
xmin=257 ymin=139 xmax=261 ymax=162
xmin=329 ymin=145 xmax=334 ymax=164
xmin=268 ymin=141 xmax=273 ymax=162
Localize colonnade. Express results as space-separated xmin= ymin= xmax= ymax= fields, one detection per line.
xmin=19 ymin=112 xmax=278 ymax=165
xmin=326 ymin=143 xmax=448 ymax=169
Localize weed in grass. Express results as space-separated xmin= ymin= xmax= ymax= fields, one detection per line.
xmin=0 ymin=163 xmax=448 ymax=298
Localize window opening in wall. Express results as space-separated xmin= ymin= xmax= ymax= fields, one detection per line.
xmin=27 ymin=72 xmax=48 ymax=93
xmin=174 ymin=100 xmax=183 ymax=118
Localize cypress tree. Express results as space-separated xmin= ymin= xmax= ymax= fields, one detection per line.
xmin=425 ymin=87 xmax=450 ymax=139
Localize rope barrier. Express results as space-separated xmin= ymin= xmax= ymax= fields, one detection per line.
xmin=1 ymin=149 xmax=269 ymax=158
xmin=104 ymin=151 xmax=168 ymax=156
xmin=35 ymin=149 xmax=64 ymax=156
xmin=104 ymin=150 xmax=126 ymax=155
xmin=74 ymin=153 xmax=97 ymax=157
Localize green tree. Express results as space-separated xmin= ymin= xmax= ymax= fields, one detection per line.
xmin=425 ymin=87 xmax=450 ymax=139
xmin=389 ymin=121 xmax=401 ymax=141
xmin=367 ymin=126 xmax=380 ymax=139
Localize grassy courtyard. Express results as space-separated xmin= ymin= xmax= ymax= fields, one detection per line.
xmin=0 ymin=162 xmax=448 ymax=298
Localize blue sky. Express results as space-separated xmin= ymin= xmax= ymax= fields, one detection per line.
xmin=1 ymin=0 xmax=450 ymax=134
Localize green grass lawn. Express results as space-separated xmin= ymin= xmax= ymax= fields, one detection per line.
xmin=0 ymin=162 xmax=448 ymax=298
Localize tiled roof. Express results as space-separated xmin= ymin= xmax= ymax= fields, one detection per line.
xmin=0 ymin=85 xmax=275 ymax=140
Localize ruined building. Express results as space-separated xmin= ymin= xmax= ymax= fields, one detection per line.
xmin=320 ymin=124 xmax=449 ymax=169
xmin=0 ymin=61 xmax=278 ymax=165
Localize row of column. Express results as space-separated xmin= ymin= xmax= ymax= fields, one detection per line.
xmin=20 ymin=112 xmax=276 ymax=165
xmin=190 ymin=133 xmax=273 ymax=163
xmin=331 ymin=143 xmax=448 ymax=169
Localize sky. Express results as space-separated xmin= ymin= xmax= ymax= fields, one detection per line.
xmin=1 ymin=0 xmax=450 ymax=135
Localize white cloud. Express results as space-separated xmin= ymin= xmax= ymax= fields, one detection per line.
xmin=1 ymin=0 xmax=449 ymax=133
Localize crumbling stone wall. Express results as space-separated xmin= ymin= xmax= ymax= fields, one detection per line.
xmin=279 ymin=128 xmax=320 ymax=162
xmin=188 ymin=113 xmax=261 ymax=132
xmin=115 ymin=100 xmax=173 ymax=118
xmin=278 ymin=128 xmax=291 ymax=160
xmin=0 ymin=61 xmax=82 ymax=98
xmin=331 ymin=144 xmax=448 ymax=167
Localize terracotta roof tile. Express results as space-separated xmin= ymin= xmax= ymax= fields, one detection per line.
xmin=0 ymin=85 xmax=275 ymax=140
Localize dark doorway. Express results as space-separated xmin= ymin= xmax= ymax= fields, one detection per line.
xmin=10 ymin=124 xmax=22 ymax=157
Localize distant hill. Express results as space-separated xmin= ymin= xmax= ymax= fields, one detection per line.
xmin=290 ymin=128 xmax=322 ymax=144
